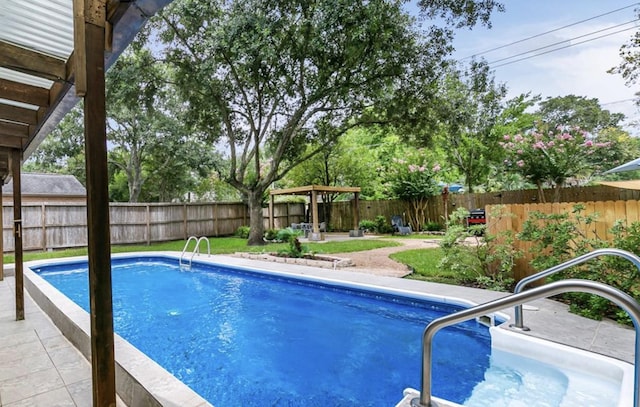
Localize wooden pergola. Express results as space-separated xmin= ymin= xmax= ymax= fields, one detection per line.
xmin=269 ymin=185 xmax=361 ymax=239
xmin=0 ymin=1 xmax=171 ymax=405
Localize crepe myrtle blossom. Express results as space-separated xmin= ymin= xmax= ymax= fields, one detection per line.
xmin=500 ymin=126 xmax=609 ymax=202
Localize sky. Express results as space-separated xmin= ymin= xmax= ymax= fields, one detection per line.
xmin=446 ymin=0 xmax=640 ymax=132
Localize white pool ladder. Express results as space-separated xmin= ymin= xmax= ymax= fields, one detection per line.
xmin=179 ymin=236 xmax=210 ymax=270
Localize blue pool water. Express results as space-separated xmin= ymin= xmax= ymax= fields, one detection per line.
xmin=34 ymin=256 xmax=494 ymax=406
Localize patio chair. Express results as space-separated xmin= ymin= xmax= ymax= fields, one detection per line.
xmin=391 ymin=215 xmax=412 ymax=235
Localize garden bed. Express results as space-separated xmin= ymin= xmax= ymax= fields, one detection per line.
xmin=235 ymin=252 xmax=353 ymax=269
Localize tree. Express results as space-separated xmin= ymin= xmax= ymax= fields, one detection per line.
xmin=387 ymin=149 xmax=441 ymax=230
xmin=538 ymin=95 xmax=624 ymax=133
xmin=432 ymin=60 xmax=507 ymax=192
xmin=24 ymin=105 xmax=86 ymax=183
xmin=155 ymin=0 xmax=503 ymax=245
xmin=106 ymin=45 xmax=218 ymax=202
xmin=282 ymin=128 xmax=387 ymax=200
xmin=501 ymin=126 xmax=609 ymax=202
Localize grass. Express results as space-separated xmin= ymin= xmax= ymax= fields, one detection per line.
xmin=389 ymin=247 xmax=461 ymax=284
xmin=3 ymin=236 xmax=400 ymax=264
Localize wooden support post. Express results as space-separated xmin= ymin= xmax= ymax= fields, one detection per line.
xmin=311 ymin=190 xmax=319 ymax=234
xmin=75 ymin=0 xmax=116 ymax=405
xmin=352 ymin=192 xmax=360 ymax=231
xmin=11 ymin=149 xmax=23 ymax=320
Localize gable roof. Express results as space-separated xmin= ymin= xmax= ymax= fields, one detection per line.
xmin=2 ymin=172 xmax=85 ymax=196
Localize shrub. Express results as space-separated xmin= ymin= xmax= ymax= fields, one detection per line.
xmin=264 ymin=228 xmax=279 ymax=241
xmin=516 ymin=204 xmax=640 ymax=324
xmin=439 ymin=207 xmax=519 ymax=291
xmin=276 ymin=228 xmax=307 ymax=258
xmin=375 ymin=215 xmax=394 ymax=234
xmin=235 ymin=226 xmax=250 ymax=239
xmin=424 ymin=220 xmax=442 ymax=232
xmin=359 ymin=219 xmax=377 ymax=233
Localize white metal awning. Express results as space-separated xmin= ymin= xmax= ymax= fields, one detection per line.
xmin=0 ymin=0 xmax=172 ymax=181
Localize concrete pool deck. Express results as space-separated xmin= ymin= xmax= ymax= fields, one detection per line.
xmin=0 ymin=253 xmax=635 ymax=406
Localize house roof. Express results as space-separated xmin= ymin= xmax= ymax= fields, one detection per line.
xmin=2 ymin=172 xmax=85 ymax=196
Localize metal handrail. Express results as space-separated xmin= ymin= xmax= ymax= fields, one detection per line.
xmin=512 ymin=248 xmax=640 ymax=330
xmin=180 ymin=236 xmax=211 ymax=269
xmin=189 ymin=236 xmax=210 ymax=264
xmin=410 ymin=279 xmax=640 ymax=407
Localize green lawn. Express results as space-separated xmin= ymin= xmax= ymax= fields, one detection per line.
xmin=389 ymin=247 xmax=460 ymax=284
xmin=4 ymin=237 xmax=400 ymax=264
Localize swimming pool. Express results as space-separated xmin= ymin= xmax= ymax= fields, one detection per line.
xmin=25 ymin=253 xmax=632 ymax=407
xmin=32 ymin=256 xmax=494 ymax=406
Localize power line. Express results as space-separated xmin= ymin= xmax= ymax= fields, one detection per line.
xmin=491 ymin=25 xmax=638 ymax=69
xmin=486 ymin=19 xmax=639 ymax=66
xmin=462 ymin=2 xmax=640 ymax=60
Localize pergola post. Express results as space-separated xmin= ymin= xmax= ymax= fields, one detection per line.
xmin=310 ymin=189 xmax=321 ymax=240
xmin=11 ymin=149 xmax=23 ymax=320
xmin=74 ymin=0 xmax=116 ymax=405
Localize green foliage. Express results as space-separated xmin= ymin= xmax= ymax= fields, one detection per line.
xmin=357 ymin=216 xmax=393 ymax=233
xmin=517 ymin=205 xmax=640 ymax=324
xmin=424 ymin=221 xmax=443 ymax=232
xmin=276 ymin=228 xmax=307 ymax=258
xmin=517 ymin=204 xmax=600 ymax=271
xmin=433 ymin=61 xmax=508 ymax=193
xmin=501 ymin=126 xmax=606 ymax=202
xmin=263 ymin=228 xmax=279 ymax=241
xmin=438 ymin=207 xmax=519 ymax=291
xmin=358 ymin=219 xmax=377 ymax=233
xmin=375 ymin=215 xmax=395 ymax=234
xmin=235 ymin=226 xmax=250 ymax=239
xmin=387 ymin=149 xmax=441 ymax=229
xmin=538 ymin=95 xmax=624 ymax=133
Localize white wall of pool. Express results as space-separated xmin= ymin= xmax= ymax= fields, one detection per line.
xmin=22 ymin=252 xmax=635 ymax=407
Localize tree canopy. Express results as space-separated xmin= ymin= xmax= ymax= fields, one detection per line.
xmin=152 ymin=0 xmax=504 ymax=244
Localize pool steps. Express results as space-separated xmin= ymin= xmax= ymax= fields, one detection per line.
xmin=410 ymin=277 xmax=639 ymax=407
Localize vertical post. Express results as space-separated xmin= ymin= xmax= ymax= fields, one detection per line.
xmin=146 ymin=204 xmax=150 ymax=246
xmin=74 ymin=0 xmax=116 ymax=405
xmin=311 ymin=190 xmax=319 ymax=233
xmin=11 ymin=151 xmax=23 ymax=319
xmin=41 ymin=203 xmax=47 ymax=251
xmin=269 ymin=194 xmax=274 ymax=229
xmin=183 ymin=204 xmax=187 ymax=240
xmin=352 ymin=192 xmax=360 ymax=231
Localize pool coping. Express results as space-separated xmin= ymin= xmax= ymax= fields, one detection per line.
xmin=21 ymin=251 xmax=637 ymax=406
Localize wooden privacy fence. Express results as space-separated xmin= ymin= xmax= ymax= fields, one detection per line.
xmin=486 ymin=200 xmax=640 ymax=281
xmin=2 ymin=202 xmax=307 ymax=253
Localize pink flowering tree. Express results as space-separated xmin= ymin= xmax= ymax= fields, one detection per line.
xmin=387 ymin=151 xmax=442 ymax=229
xmin=500 ymin=126 xmax=608 ymax=202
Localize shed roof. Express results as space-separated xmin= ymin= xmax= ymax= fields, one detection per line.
xmin=2 ymin=172 xmax=85 ymax=196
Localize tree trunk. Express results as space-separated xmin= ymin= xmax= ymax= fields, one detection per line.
xmin=247 ymin=190 xmax=266 ymax=246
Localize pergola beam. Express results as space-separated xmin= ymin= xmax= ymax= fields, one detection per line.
xmin=0 ymin=41 xmax=67 ymax=81
xmin=0 ymin=79 xmax=49 ymax=108
xmin=0 ymin=104 xmax=38 ymax=125
xmin=0 ymin=121 xmax=29 ymax=138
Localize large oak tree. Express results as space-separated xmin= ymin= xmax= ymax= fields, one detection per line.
xmin=155 ymin=0 xmax=503 ymax=244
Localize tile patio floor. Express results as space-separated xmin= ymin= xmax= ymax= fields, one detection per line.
xmin=0 ymin=275 xmax=125 ymax=407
